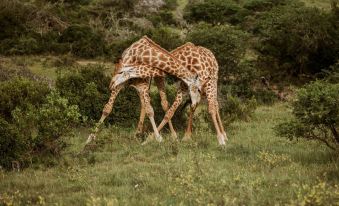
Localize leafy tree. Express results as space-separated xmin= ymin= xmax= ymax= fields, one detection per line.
xmin=276 ymin=81 xmax=339 ymax=150
xmin=255 ymin=5 xmax=339 ymax=76
xmin=184 ymin=0 xmax=241 ymax=24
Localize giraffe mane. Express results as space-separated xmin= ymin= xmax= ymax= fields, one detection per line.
xmin=142 ymin=36 xmax=183 ymax=65
xmin=170 ymin=42 xmax=195 ymax=54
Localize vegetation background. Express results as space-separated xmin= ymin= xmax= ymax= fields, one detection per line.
xmin=0 ymin=0 xmax=338 ymax=205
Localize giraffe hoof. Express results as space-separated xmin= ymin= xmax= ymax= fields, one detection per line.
xmin=171 ymin=133 xmax=178 ymax=140
xmin=155 ymin=135 xmax=163 ymax=142
xmin=182 ymin=135 xmax=192 ymax=142
xmin=217 ymin=134 xmax=226 ymax=145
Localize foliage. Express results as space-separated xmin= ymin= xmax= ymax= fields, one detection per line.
xmin=243 ymin=0 xmax=289 ymax=11
xmin=322 ymin=61 xmax=339 ymax=84
xmin=184 ymin=0 xmax=241 ymax=24
xmin=12 ymin=91 xmax=81 ymax=156
xmin=186 ymin=23 xmax=249 ymax=84
xmin=0 ymin=78 xmax=50 ymax=121
xmin=0 ymin=78 xmax=80 ymax=169
xmin=108 ymin=35 xmax=142 ymax=62
xmin=255 ymin=4 xmax=339 ymax=76
xmin=291 ymin=180 xmax=339 ymax=206
xmin=147 ymin=26 xmax=183 ymax=50
xmin=147 ymin=10 xmax=177 ymax=26
xmin=218 ymin=95 xmax=257 ymax=126
xmin=254 ymin=89 xmax=278 ymax=105
xmin=276 ymin=81 xmax=339 ymax=150
xmin=59 ymin=25 xmax=106 ymax=58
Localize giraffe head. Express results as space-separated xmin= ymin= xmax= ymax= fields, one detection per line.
xmin=109 ymin=59 xmax=139 ymax=89
xmin=187 ymin=74 xmax=202 ymax=107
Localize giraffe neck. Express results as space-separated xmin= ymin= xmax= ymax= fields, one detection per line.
xmin=122 ymin=36 xmax=197 ymax=86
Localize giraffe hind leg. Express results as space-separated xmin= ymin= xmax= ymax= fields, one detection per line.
xmin=155 ymin=77 xmax=178 ymax=140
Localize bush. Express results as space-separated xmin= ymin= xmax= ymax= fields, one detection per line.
xmin=59 ymin=25 xmax=106 ymax=58
xmin=0 ymin=78 xmax=50 ymax=121
xmin=0 ymin=117 xmax=24 ymax=169
xmin=219 ymin=95 xmax=257 ymax=126
xmin=0 ymin=78 xmax=80 ymax=169
xmin=108 ymin=35 xmax=142 ymax=62
xmin=56 ymin=65 xmax=141 ymax=127
xmin=11 ymin=91 xmax=80 ymax=156
xmin=244 ymin=0 xmax=289 ymax=12
xmin=184 ymin=0 xmax=241 ymax=24
xmin=147 ymin=10 xmax=177 ymax=26
xmin=255 ymin=5 xmax=339 ymax=76
xmin=254 ymin=89 xmax=278 ymax=105
xmin=187 ymin=24 xmax=257 ymax=97
xmin=275 ymin=81 xmax=339 ymax=150
xmin=147 ymin=26 xmax=183 ymax=50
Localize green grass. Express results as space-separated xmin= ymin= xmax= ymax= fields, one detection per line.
xmin=0 ymin=103 xmax=338 ymax=205
xmin=300 ymin=0 xmax=334 ymax=10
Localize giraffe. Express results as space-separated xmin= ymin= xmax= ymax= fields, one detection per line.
xmin=103 ymin=42 xmax=227 ymax=145
xmin=156 ymin=43 xmax=228 ymax=145
xmin=87 ymin=36 xmax=203 ymax=144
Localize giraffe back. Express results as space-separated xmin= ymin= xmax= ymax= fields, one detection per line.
xmin=171 ymin=43 xmax=218 ymax=82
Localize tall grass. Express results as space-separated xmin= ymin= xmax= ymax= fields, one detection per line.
xmin=0 ymin=103 xmax=338 ymax=205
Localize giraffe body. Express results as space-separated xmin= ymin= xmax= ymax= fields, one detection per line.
xmin=120 ymin=36 xmax=202 ymax=107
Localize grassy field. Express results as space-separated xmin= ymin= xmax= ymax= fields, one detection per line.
xmin=0 ymin=103 xmax=338 ymax=205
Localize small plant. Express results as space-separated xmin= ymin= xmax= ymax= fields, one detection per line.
xmin=291 ymin=180 xmax=339 ymax=206
xmin=59 ymin=25 xmax=106 ymax=58
xmin=257 ymin=150 xmax=291 ymax=169
xmin=275 ymin=80 xmax=339 ymax=150
xmin=184 ymin=0 xmax=241 ymax=24
xmin=255 ymin=4 xmax=339 ymax=76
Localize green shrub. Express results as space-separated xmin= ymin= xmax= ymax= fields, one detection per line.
xmin=323 ymin=61 xmax=339 ymax=84
xmin=244 ymin=0 xmax=289 ymax=11
xmin=187 ymin=24 xmax=256 ymax=97
xmin=147 ymin=26 xmax=183 ymax=50
xmin=108 ymin=35 xmax=142 ymax=62
xmin=275 ymin=81 xmax=339 ymax=150
xmin=184 ymin=0 xmax=241 ymax=24
xmin=59 ymin=25 xmax=106 ymax=58
xmin=254 ymin=89 xmax=278 ymax=105
xmin=0 ymin=117 xmax=25 ymax=169
xmin=0 ymin=78 xmax=80 ymax=169
xmin=0 ymin=78 xmax=50 ymax=121
xmin=219 ymin=95 xmax=257 ymax=126
xmin=255 ymin=5 xmax=339 ymax=76
xmin=147 ymin=10 xmax=177 ymax=26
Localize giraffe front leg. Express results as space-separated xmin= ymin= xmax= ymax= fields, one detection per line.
xmin=155 ymin=77 xmax=177 ymax=140
xmin=135 ymin=92 xmax=146 ymax=137
xmin=86 ymin=85 xmax=123 ymax=144
xmin=207 ymin=95 xmax=225 ymax=146
xmin=183 ymin=105 xmax=197 ymax=141
xmin=216 ymin=105 xmax=228 ymax=141
xmin=157 ymin=84 xmax=184 ymax=133
xmin=142 ymin=88 xmax=163 ymax=143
